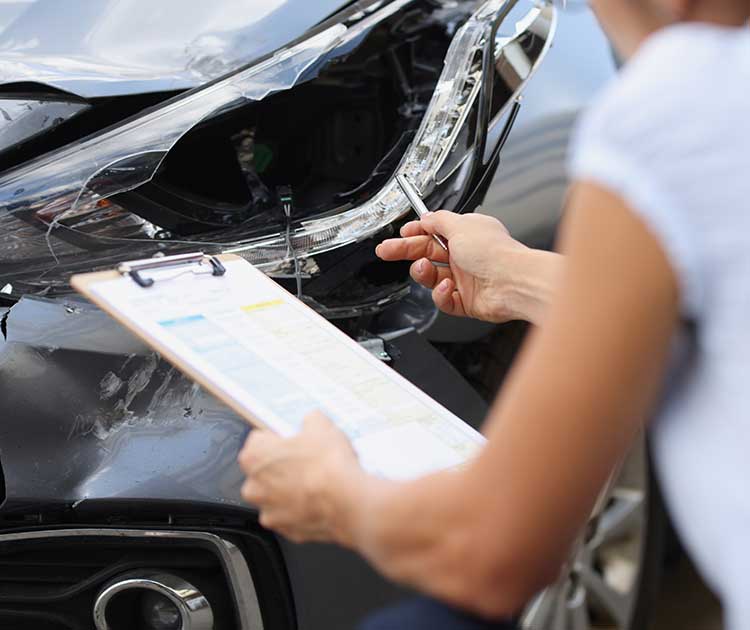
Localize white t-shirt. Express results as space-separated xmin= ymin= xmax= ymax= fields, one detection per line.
xmin=568 ymin=23 xmax=750 ymax=630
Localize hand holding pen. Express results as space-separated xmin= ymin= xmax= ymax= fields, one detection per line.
xmin=396 ymin=174 xmax=449 ymax=252
xmin=375 ymin=208 xmax=561 ymax=325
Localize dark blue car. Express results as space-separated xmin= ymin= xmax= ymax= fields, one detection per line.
xmin=0 ymin=2 xmax=660 ymax=629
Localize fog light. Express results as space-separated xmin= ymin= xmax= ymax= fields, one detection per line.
xmin=141 ymin=591 xmax=182 ymax=630
xmin=93 ymin=571 xmax=213 ymax=630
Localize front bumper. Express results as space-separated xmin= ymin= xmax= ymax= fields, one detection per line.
xmin=0 ymin=296 xmax=487 ymax=629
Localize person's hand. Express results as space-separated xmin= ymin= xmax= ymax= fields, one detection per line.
xmin=238 ymin=411 xmax=365 ymax=544
xmin=376 ymin=211 xmax=560 ymax=325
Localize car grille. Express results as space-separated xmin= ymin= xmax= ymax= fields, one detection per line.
xmin=0 ymin=528 xmax=282 ymax=630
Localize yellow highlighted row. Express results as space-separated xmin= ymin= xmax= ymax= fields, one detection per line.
xmin=241 ymin=299 xmax=285 ymax=313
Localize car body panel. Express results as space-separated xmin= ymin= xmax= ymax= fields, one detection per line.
xmin=0 ymin=0 xmax=350 ymax=97
xmin=0 ymin=296 xmax=486 ymax=510
xmin=0 ymin=295 xmax=487 ymax=628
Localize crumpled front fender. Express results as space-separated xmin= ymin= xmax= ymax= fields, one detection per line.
xmin=0 ymin=296 xmax=487 ymax=511
xmin=0 ymin=295 xmax=487 ymax=629
xmin=0 ymin=296 xmax=251 ymax=509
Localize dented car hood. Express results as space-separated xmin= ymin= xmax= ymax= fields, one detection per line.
xmin=0 ymin=0 xmax=350 ymax=97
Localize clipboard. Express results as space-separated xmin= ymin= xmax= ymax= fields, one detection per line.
xmin=72 ymin=252 xmax=485 ymax=480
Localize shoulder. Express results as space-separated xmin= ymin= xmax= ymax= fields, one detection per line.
xmin=565 ymin=24 xmax=749 ymax=320
xmin=566 ymin=25 xmax=749 ymax=320
xmin=576 ymin=23 xmax=746 ymax=147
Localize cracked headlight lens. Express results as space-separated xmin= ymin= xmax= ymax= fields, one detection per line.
xmin=0 ymin=0 xmax=555 ymax=296
xmin=0 ymin=97 xmax=89 ymax=153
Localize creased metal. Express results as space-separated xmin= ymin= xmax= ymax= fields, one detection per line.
xmin=0 ymin=296 xmax=487 ymax=509
xmin=0 ymin=0 xmax=350 ymax=98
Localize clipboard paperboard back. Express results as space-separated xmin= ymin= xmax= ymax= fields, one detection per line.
xmin=72 ymin=254 xmax=485 ymax=480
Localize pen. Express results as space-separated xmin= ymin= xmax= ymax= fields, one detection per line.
xmin=396 ymin=174 xmax=449 ymax=252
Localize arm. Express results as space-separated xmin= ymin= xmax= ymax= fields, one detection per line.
xmin=345 ymin=183 xmax=679 ymax=616
xmin=239 ymin=183 xmax=680 ymax=617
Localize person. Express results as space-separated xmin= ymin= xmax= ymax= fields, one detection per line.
xmin=237 ymin=0 xmax=750 ymax=628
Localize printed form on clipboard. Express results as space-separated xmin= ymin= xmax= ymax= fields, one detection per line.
xmin=72 ymin=254 xmax=485 ymax=480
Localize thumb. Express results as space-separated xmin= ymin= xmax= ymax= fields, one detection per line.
xmin=302 ymin=410 xmax=336 ymax=432
xmin=420 ymin=210 xmax=462 ymax=240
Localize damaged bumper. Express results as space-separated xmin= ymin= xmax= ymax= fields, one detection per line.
xmin=0 ymin=296 xmax=487 ymax=628
xmin=0 ymin=295 xmax=486 ymax=509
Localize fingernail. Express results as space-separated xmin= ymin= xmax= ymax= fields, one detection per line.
xmin=417 ymin=259 xmax=426 ymax=273
xmin=439 ymin=279 xmax=451 ymax=293
xmin=375 ymin=245 xmax=382 ymax=256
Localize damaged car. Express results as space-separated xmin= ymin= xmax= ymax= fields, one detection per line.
xmin=0 ymin=1 xmax=665 ymax=629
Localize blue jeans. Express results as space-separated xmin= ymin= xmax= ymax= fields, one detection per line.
xmin=359 ymin=598 xmax=517 ymax=630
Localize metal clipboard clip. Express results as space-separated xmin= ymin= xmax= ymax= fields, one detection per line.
xmin=117 ymin=252 xmax=226 ymax=288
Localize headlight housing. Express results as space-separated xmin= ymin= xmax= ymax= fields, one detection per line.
xmin=0 ymin=96 xmax=89 ymax=153
xmin=0 ymin=0 xmax=556 ymax=297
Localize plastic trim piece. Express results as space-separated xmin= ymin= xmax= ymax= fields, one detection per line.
xmin=0 ymin=528 xmax=264 ymax=630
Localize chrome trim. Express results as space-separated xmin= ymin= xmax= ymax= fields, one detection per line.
xmin=0 ymin=529 xmax=264 ymax=630
xmin=93 ymin=571 xmax=213 ymax=630
xmin=480 ymin=2 xmax=558 ymax=163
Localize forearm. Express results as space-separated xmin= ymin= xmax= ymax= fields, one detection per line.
xmin=503 ymin=248 xmax=563 ymax=325
xmin=241 ymin=184 xmax=678 ymax=621
xmin=332 ymin=470 xmax=462 ymax=569
xmin=329 ymin=468 xmax=528 ymax=618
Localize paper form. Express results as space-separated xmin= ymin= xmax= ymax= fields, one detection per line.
xmin=87 ymin=259 xmax=485 ymax=480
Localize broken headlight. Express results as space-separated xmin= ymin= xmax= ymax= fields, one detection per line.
xmin=0 ymin=0 xmax=556 ymax=297
xmin=0 ymin=96 xmax=89 ymax=154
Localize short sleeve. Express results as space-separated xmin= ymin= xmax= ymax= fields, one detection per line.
xmin=567 ymin=27 xmax=713 ymax=320
xmin=568 ymin=118 xmax=704 ymax=318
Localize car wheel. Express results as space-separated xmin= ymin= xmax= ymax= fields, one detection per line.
xmin=519 ymin=436 xmax=665 ymax=630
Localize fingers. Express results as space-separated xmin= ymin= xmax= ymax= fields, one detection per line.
xmin=302 ymin=410 xmax=337 ymax=433
xmin=420 ymin=210 xmax=464 ymax=239
xmin=376 ymin=235 xmax=450 ymax=263
xmin=241 ymin=478 xmax=267 ymax=504
xmin=432 ymin=278 xmax=467 ymax=318
xmin=258 ymin=511 xmax=276 ymax=531
xmin=410 ymin=258 xmax=453 ymax=289
xmin=376 ymin=213 xmax=462 ymax=262
xmin=399 ymin=220 xmax=427 ymax=237
xmin=238 ymin=429 xmax=281 ymax=473
xmin=242 ymin=428 xmax=281 ymax=455
xmin=376 ymin=211 xmax=461 ymax=262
